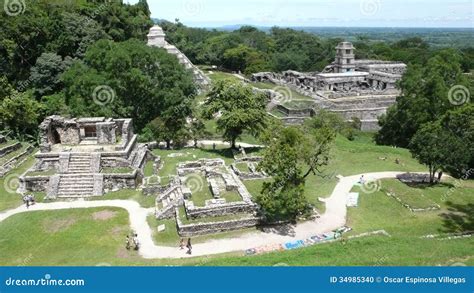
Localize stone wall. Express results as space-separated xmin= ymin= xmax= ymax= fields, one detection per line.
xmin=0 ymin=146 xmax=34 ymax=177
xmin=0 ymin=142 xmax=21 ymax=157
xmin=103 ymin=171 xmax=139 ymax=192
xmin=184 ymin=200 xmax=257 ymax=219
xmin=20 ymin=176 xmax=50 ymax=192
xmin=176 ymin=208 xmax=259 ymax=237
xmin=276 ymin=105 xmax=314 ymax=117
xmin=97 ymin=122 xmax=116 ymax=144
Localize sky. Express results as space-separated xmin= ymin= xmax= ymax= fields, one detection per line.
xmin=126 ymin=0 xmax=474 ymax=28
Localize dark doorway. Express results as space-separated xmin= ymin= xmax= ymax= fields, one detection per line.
xmin=84 ymin=126 xmax=97 ymax=138
xmin=52 ymin=129 xmax=61 ymax=144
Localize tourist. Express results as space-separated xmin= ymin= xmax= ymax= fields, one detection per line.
xmin=186 ymin=238 xmax=192 ymax=255
xmin=126 ymin=236 xmax=131 ymax=250
xmin=133 ymin=233 xmax=140 ymax=250
xmin=179 ymin=238 xmax=185 ymax=250
xmin=359 ymin=175 xmax=365 ymax=184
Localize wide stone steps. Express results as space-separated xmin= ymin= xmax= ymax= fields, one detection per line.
xmin=57 ymin=167 xmax=95 ymax=197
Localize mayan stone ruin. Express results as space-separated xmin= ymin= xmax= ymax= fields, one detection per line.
xmin=252 ymin=41 xmax=407 ymax=131
xmin=20 ymin=116 xmax=153 ymax=199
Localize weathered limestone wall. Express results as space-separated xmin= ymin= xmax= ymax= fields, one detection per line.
xmin=97 ymin=122 xmax=116 ymax=144
xmin=184 ymin=200 xmax=257 ymax=219
xmin=103 ymin=171 xmax=139 ymax=192
xmin=0 ymin=142 xmax=21 ymax=157
xmin=176 ymin=208 xmax=259 ymax=237
xmin=20 ymin=176 xmax=50 ymax=192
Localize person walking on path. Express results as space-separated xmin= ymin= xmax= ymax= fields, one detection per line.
xmin=133 ymin=233 xmax=140 ymax=250
xmin=179 ymin=238 xmax=185 ymax=250
xmin=186 ymin=238 xmax=192 ymax=255
xmin=126 ymin=235 xmax=131 ymax=250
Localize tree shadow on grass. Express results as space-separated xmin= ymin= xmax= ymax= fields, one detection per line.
xmin=200 ymin=148 xmax=234 ymax=159
xmin=404 ymin=182 xmax=455 ymax=189
xmin=439 ymin=201 xmax=474 ymax=235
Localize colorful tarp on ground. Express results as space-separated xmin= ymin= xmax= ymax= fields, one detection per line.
xmin=245 ymin=227 xmax=351 ymax=255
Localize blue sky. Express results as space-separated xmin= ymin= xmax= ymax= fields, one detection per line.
xmin=127 ymin=0 xmax=473 ymax=28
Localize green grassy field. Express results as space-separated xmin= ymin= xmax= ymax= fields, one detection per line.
xmin=1 ymin=174 xmax=471 ymax=266
xmin=0 ymin=134 xmax=471 ymax=266
xmin=0 ymin=155 xmax=36 ymax=212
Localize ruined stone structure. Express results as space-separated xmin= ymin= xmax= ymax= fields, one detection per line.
xmin=252 ymin=42 xmax=407 ymax=130
xmin=20 ymin=116 xmax=152 ymax=198
xmin=147 ymin=25 xmax=210 ymax=87
xmin=152 ymin=158 xmax=260 ymax=237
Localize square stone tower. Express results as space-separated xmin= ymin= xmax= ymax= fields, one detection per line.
xmin=335 ymin=42 xmax=356 ymax=73
xmin=147 ymin=25 xmax=167 ymax=47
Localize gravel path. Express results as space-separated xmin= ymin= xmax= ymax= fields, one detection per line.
xmin=0 ymin=171 xmax=409 ymax=259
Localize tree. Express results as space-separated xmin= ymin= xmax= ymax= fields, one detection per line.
xmin=409 ymin=123 xmax=467 ymax=183
xmin=62 ymin=39 xmax=196 ymax=131
xmin=439 ymin=104 xmax=474 ymax=178
xmin=223 ymin=44 xmax=269 ymax=74
xmin=256 ymin=123 xmax=336 ymax=222
xmin=145 ymin=117 xmax=187 ymax=149
xmin=188 ymin=115 xmax=208 ymax=147
xmin=376 ymin=49 xmax=472 ymax=147
xmin=203 ymin=80 xmax=268 ymax=149
xmin=0 ymin=91 xmax=41 ymax=140
xmin=30 ymin=53 xmax=72 ymax=97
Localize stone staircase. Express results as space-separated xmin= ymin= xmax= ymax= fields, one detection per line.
xmin=156 ymin=185 xmax=184 ymax=219
xmin=55 ymin=153 xmax=103 ymax=198
xmin=57 ymin=174 xmax=95 ymax=198
xmin=67 ymin=153 xmax=92 ymax=173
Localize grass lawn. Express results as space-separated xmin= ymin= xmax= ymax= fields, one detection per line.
xmin=0 ymin=135 xmax=471 ymax=266
xmin=153 ymin=148 xmax=234 ymax=178
xmin=102 ymin=167 xmax=134 ymax=174
xmin=234 ymin=162 xmax=249 ymax=173
xmin=206 ymin=71 xmax=242 ymax=83
xmin=0 ymin=207 xmax=142 ymax=266
xmin=221 ymin=190 xmax=242 ymax=202
xmin=186 ymin=174 xmax=213 ymax=206
xmin=0 ymin=155 xmax=36 ymax=212
xmin=1 ymin=190 xmax=472 ymax=266
xmin=143 ymin=160 xmax=154 ymax=177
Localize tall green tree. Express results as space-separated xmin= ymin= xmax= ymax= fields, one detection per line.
xmin=256 ymin=123 xmax=336 ymax=222
xmin=376 ymin=49 xmax=472 ymax=147
xmin=62 ymin=39 xmax=196 ymax=131
xmin=203 ymin=80 xmax=268 ymax=149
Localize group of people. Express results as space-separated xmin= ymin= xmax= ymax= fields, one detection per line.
xmin=22 ymin=194 xmax=35 ymax=209
xmin=180 ymin=238 xmax=193 ymax=255
xmin=126 ymin=233 xmax=140 ymax=251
